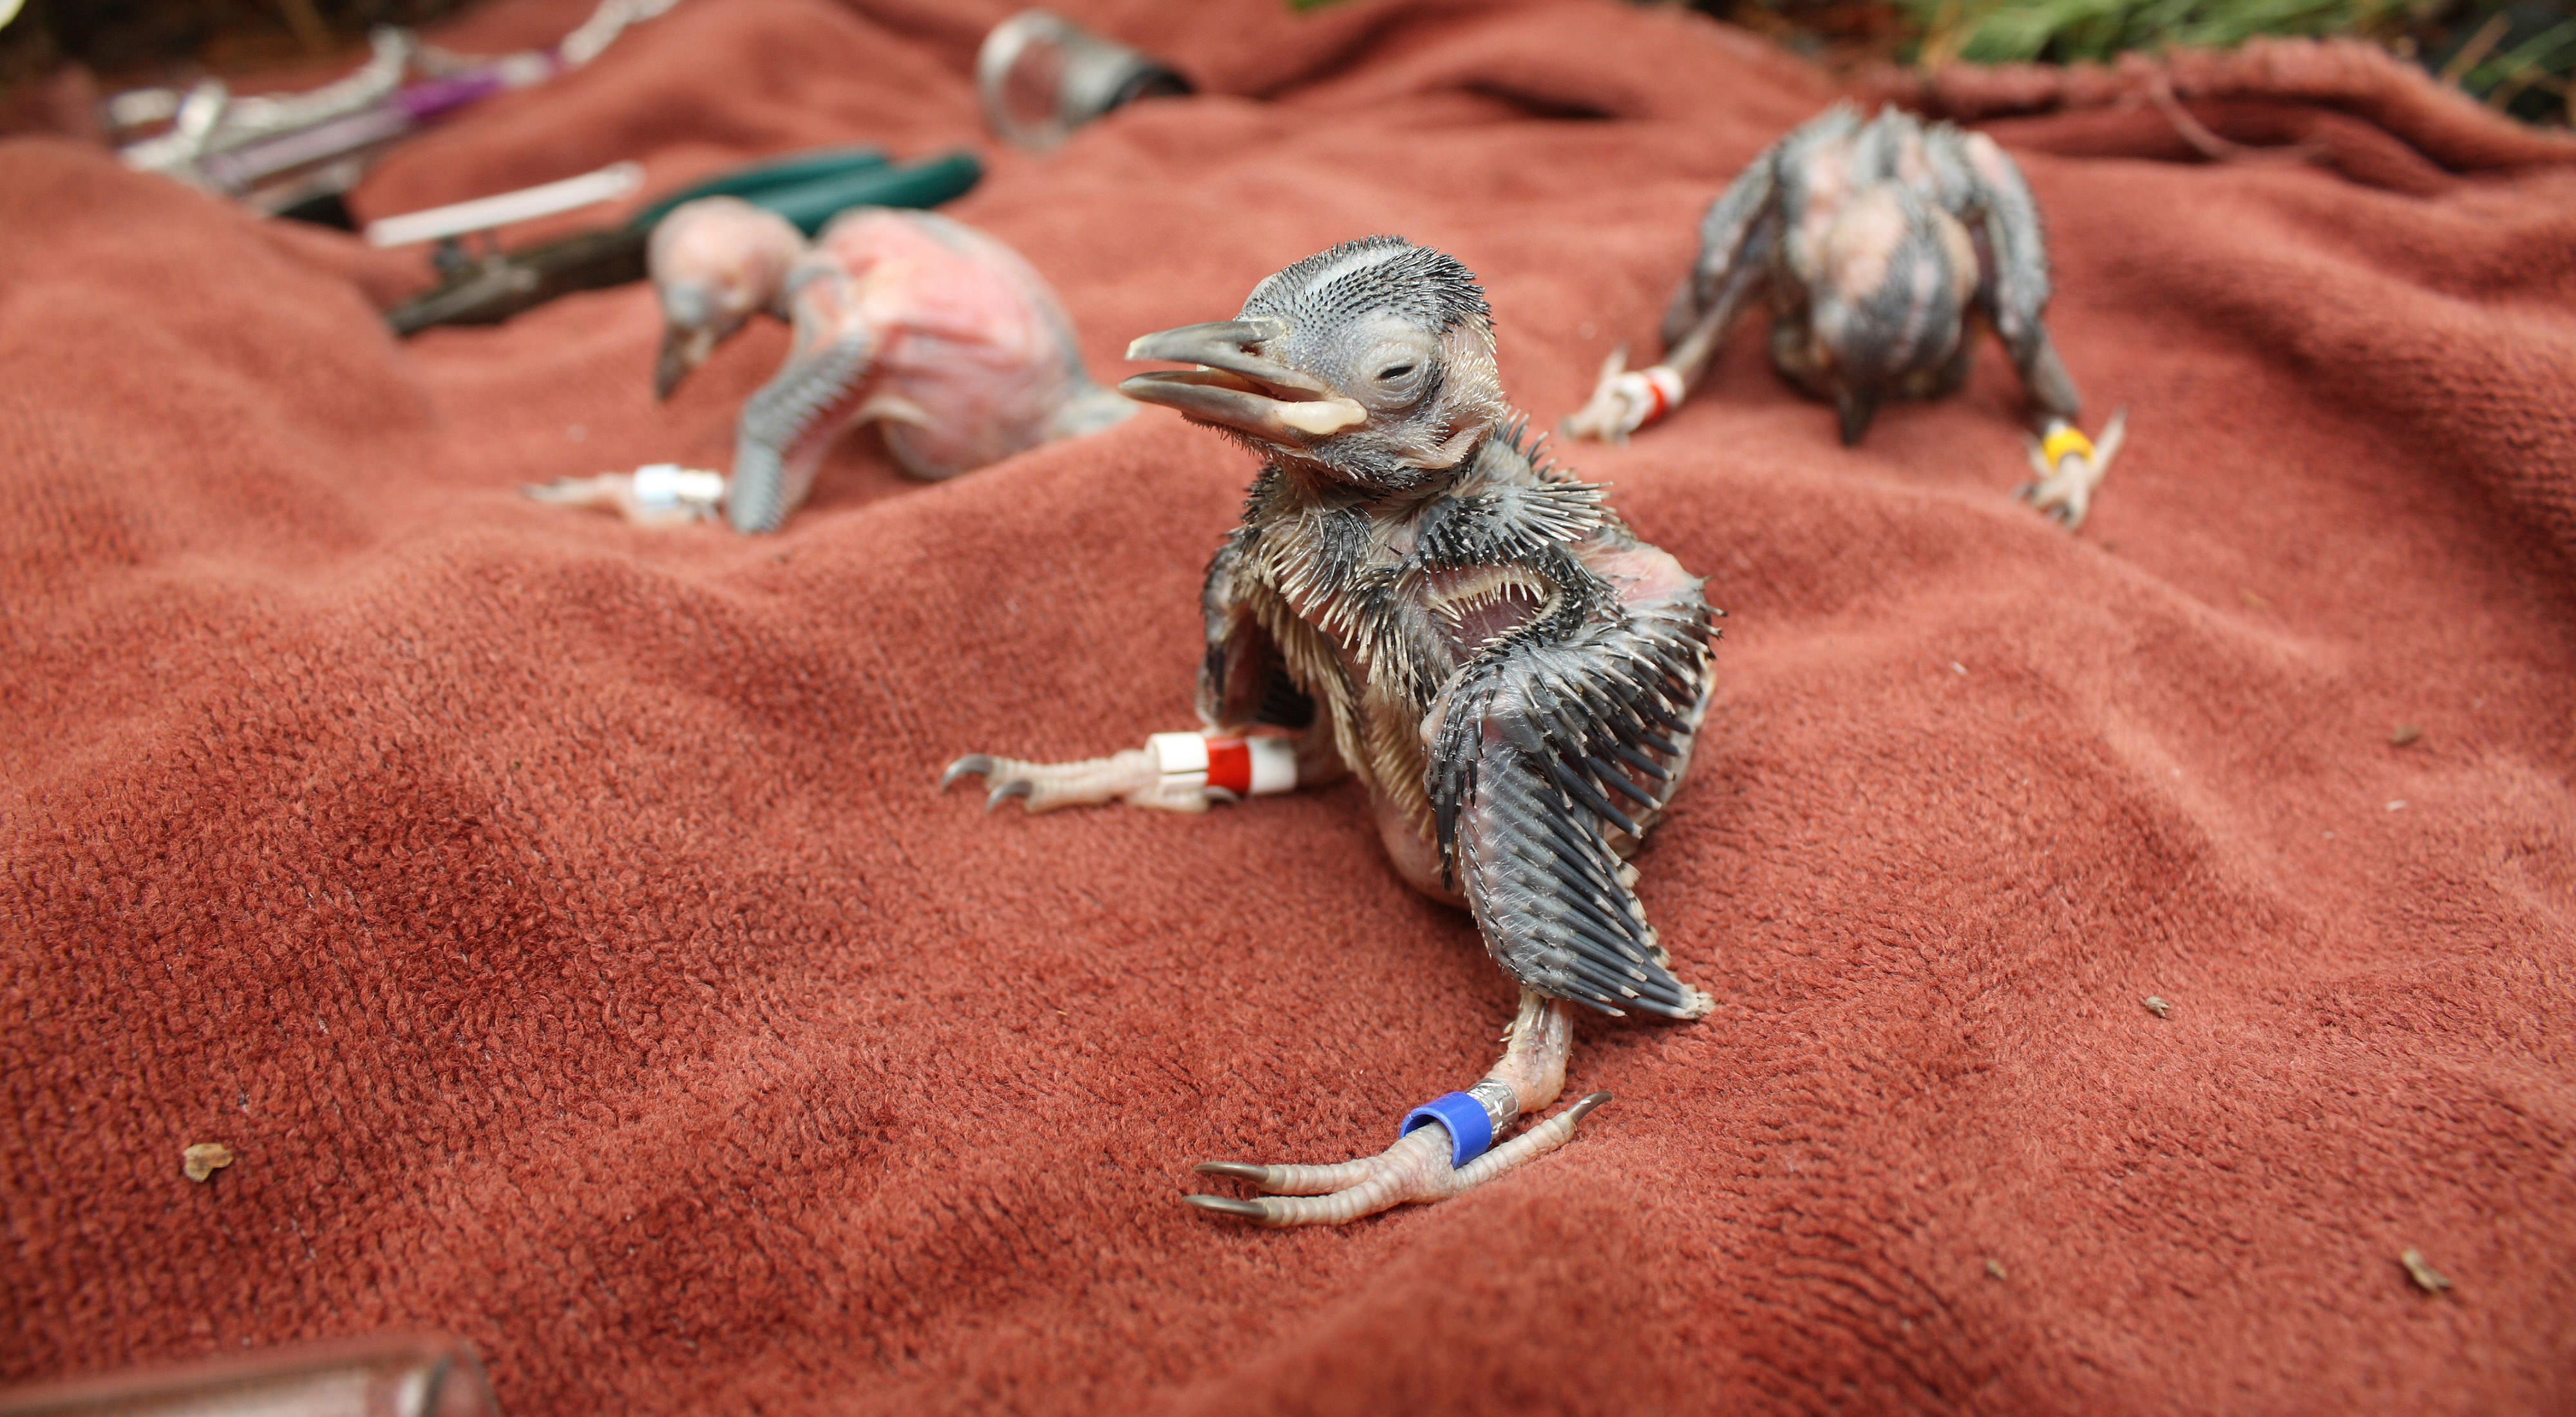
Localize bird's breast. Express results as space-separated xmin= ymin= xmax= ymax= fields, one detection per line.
xmin=1423 ymin=564 xmax=1551 ymax=663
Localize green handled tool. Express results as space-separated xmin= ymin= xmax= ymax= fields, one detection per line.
xmin=384 ymin=147 xmax=981 ymax=336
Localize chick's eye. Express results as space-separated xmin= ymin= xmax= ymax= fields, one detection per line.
xmin=1378 ymin=363 xmax=1415 ymax=381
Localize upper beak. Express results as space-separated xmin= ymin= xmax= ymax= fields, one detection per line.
xmin=1119 ymin=318 xmax=1366 ymax=444
xmin=655 ymin=323 xmax=719 ymax=402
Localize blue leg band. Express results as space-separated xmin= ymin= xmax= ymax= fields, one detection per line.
xmin=1399 ymin=1091 xmax=1495 ymax=1168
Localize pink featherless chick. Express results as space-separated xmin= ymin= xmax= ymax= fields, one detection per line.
xmin=531 ymin=196 xmax=1132 ymax=533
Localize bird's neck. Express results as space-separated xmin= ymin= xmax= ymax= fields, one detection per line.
xmin=1259 ymin=422 xmax=1515 ymax=520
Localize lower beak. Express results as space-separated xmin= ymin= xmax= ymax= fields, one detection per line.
xmin=1119 ymin=319 xmax=1365 ymax=445
xmin=655 ymin=324 xmax=718 ymax=402
xmin=1834 ymin=386 xmax=1880 ymax=446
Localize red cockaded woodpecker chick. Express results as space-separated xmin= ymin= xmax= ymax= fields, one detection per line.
xmin=947 ymin=238 xmax=1720 ymax=1228
xmin=533 ymin=197 xmax=1132 ymax=534
xmin=1563 ymin=104 xmax=2125 ymax=529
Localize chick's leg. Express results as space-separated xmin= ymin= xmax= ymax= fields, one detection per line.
xmin=1186 ymin=990 xmax=1607 ymax=1227
xmin=1562 ymin=197 xmax=1775 ymax=445
xmin=1560 ymin=285 xmax=1742 ymax=446
xmin=522 ymin=466 xmax=726 ymax=528
xmin=2018 ymin=406 xmax=2127 ymax=531
xmin=941 ymin=743 xmax=1188 ymax=813
xmin=942 ymin=725 xmax=1323 ymax=815
xmin=1990 ymin=303 xmax=2125 ymax=533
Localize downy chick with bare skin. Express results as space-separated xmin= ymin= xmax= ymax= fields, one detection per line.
xmin=1563 ymin=104 xmax=2125 ymax=529
xmin=945 ymin=238 xmax=1720 ymax=1227
xmin=529 ymin=196 xmax=1132 ymax=533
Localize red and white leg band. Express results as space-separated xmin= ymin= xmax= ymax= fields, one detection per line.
xmin=1148 ymin=732 xmax=1298 ymax=797
xmin=1609 ymin=366 xmax=1685 ymax=435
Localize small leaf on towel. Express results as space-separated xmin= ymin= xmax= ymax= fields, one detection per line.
xmin=182 ymin=1143 xmax=233 ymax=1183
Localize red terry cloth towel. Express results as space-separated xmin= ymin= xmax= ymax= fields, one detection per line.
xmin=3 ymin=1 xmax=2571 ymax=1412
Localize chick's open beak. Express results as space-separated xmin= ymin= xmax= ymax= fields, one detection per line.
xmin=656 ymin=323 xmax=719 ymax=403
xmin=1119 ymin=318 xmax=1366 ymax=444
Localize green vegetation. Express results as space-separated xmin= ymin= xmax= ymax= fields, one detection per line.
xmin=2440 ymin=10 xmax=2576 ymax=115
xmin=1899 ymin=0 xmax=2414 ymax=66
xmin=1879 ymin=0 xmax=2571 ymax=122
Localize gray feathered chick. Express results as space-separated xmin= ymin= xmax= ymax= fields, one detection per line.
xmin=1566 ymin=104 xmax=2125 ymax=528
xmin=947 ymin=237 xmax=1720 ymax=1226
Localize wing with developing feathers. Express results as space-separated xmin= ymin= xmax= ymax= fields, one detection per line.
xmin=1196 ymin=533 xmax=1319 ymax=732
xmin=1937 ymin=125 xmax=2081 ymax=418
xmin=1430 ymin=596 xmax=1714 ymax=1018
xmin=1660 ymin=147 xmax=1783 ymax=354
xmin=730 ymin=261 xmax=882 ymax=533
xmin=731 ymin=332 xmax=872 ymax=534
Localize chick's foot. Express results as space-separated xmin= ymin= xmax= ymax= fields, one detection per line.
xmin=1186 ymin=991 xmax=1604 ymax=1227
xmin=1186 ymin=1091 xmax=1609 ymax=1227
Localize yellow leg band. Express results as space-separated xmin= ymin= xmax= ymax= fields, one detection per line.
xmin=2042 ymin=423 xmax=2094 ymax=466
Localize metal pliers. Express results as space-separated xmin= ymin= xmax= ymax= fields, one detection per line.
xmin=385 ymin=146 xmax=982 ymax=336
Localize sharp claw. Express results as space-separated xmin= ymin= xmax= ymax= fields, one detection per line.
xmin=985 ymin=781 xmax=1032 ymax=812
xmin=1182 ymin=1194 xmax=1273 ymax=1222
xmin=1564 ymin=1090 xmax=1613 ymax=1126
xmin=941 ymin=754 xmax=993 ymax=791
xmin=1193 ymin=1161 xmax=1272 ymax=1184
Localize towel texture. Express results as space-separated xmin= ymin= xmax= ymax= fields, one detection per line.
xmin=4 ymin=1 xmax=2572 ymax=1411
